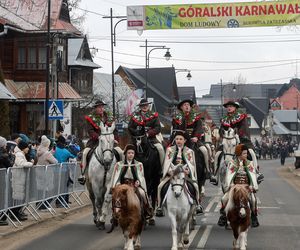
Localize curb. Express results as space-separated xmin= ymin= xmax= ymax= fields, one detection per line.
xmin=0 ymin=203 xmax=91 ymax=238
xmin=288 ymin=165 xmax=300 ymax=177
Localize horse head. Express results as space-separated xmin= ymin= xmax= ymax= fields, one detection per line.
xmin=222 ymin=127 xmax=240 ymax=161
xmin=226 ymin=184 xmax=250 ymax=218
xmin=98 ymin=122 xmax=115 ymax=166
xmin=170 ymin=164 xmax=186 ymax=198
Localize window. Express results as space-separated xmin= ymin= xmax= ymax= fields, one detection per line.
xmin=38 ymin=48 xmax=46 ymax=69
xmin=28 ymin=47 xmax=36 ymax=69
xmin=17 ymin=48 xmax=26 ymax=69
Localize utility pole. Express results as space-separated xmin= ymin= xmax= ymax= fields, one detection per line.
xmin=45 ymin=0 xmax=51 ymax=135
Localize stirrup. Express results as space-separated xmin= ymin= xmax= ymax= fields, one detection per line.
xmin=251 ymin=214 xmax=260 ymax=227
xmin=78 ymin=176 xmax=86 ymax=185
xmin=196 ymin=204 xmax=204 ymax=215
xmin=155 ymin=207 xmax=164 ymax=217
xmin=217 ymin=215 xmax=227 ymax=227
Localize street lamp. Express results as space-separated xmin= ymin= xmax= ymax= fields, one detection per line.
xmin=220 ymin=79 xmax=236 ymax=116
xmin=103 ymin=8 xmax=127 ymax=118
xmin=175 ymin=68 xmax=192 ymax=80
xmin=140 ymin=39 xmax=171 ymax=99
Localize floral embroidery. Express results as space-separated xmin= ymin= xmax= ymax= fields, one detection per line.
xmin=131 ymin=111 xmax=158 ymax=126
xmin=230 ymin=166 xmax=236 ymax=173
xmin=221 ymin=110 xmax=247 ymax=127
xmin=85 ymin=111 xmax=114 ymax=129
xmin=174 ymin=109 xmax=201 ymax=126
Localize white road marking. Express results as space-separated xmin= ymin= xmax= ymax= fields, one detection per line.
xmin=196 ymin=225 xmax=213 ymax=249
xmin=258 ymin=206 xmax=280 ymax=209
xmin=214 ymin=202 xmax=221 ymax=213
xmin=187 ymin=225 xmax=201 ymax=249
xmin=256 ymin=196 xmax=261 ymax=205
xmin=205 ymin=196 xmax=219 ymax=213
xmin=275 ymin=198 xmax=285 ymax=205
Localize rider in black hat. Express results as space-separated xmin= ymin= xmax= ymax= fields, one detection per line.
xmin=128 ymin=98 xmax=165 ymax=167
xmin=78 ymin=100 xmax=123 ymax=185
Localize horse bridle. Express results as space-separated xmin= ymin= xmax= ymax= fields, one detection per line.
xmin=171 ymin=166 xmax=186 ymax=193
xmin=94 ymin=131 xmax=114 ymax=167
xmin=133 ymin=135 xmax=146 ymax=154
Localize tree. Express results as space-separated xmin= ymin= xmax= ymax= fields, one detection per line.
xmin=68 ymin=0 xmax=86 ymax=32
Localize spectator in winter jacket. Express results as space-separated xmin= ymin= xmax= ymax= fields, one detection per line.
xmin=37 ymin=135 xmax=58 ymax=165
xmin=6 ymin=133 xmax=21 ymax=155
xmin=0 ymin=136 xmax=14 ymax=226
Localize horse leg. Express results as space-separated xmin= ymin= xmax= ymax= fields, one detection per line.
xmin=95 ymin=196 xmax=105 ymax=230
xmin=239 ymin=231 xmax=247 ymax=250
xmin=126 ymin=235 xmax=134 ymax=250
xmin=99 ymin=188 xmax=112 ymax=224
xmin=86 ymin=182 xmax=98 ymax=224
xmin=183 ymin=222 xmax=189 ymax=245
xmin=232 ymin=225 xmax=239 ymax=249
xmin=169 ymin=212 xmax=178 ymax=250
xmin=134 ymin=235 xmax=141 ymax=250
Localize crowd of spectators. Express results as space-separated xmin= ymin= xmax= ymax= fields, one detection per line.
xmin=0 ymin=133 xmax=80 ymax=226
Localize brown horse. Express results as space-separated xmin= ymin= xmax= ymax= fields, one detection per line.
xmin=225 ymin=184 xmax=251 ymax=250
xmin=110 ymin=184 xmax=143 ymax=250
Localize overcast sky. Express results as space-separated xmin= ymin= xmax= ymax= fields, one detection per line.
xmin=77 ymin=0 xmax=300 ymax=97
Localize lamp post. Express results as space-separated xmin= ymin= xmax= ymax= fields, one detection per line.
xmin=140 ymin=39 xmax=171 ymax=99
xmin=220 ymin=79 xmax=236 ymax=116
xmin=103 ymin=9 xmax=127 ymax=118
xmin=175 ymin=68 xmax=192 ymax=80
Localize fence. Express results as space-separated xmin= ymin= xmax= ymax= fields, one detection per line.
xmin=0 ymin=162 xmax=87 ymax=228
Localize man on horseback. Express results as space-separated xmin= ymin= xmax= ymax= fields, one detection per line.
xmin=78 ymin=100 xmax=122 ymax=185
xmin=110 ymin=144 xmax=153 ymax=219
xmin=218 ymin=144 xmax=260 ymax=228
xmin=214 ymin=101 xmax=264 ymax=183
xmin=170 ymin=99 xmax=210 ymax=175
xmin=156 ymin=131 xmax=203 ymax=217
xmin=128 ymin=99 xmax=165 ymax=167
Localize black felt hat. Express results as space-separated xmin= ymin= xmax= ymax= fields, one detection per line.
xmin=93 ymin=100 xmax=107 ymax=108
xmin=223 ymin=101 xmax=240 ymax=108
xmin=138 ymin=99 xmax=152 ymax=106
xmin=173 ymin=130 xmax=188 ymax=140
xmin=177 ymin=99 xmax=194 ymax=110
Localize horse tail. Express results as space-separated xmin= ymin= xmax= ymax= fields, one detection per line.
xmin=107 ymin=216 xmax=117 ymax=233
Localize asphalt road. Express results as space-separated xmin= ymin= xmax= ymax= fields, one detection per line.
xmin=16 ymin=158 xmax=300 ymax=250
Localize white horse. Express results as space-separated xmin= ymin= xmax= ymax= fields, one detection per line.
xmin=86 ymin=122 xmax=117 ymax=230
xmin=214 ymin=128 xmax=240 ymax=192
xmin=166 ymin=164 xmax=195 ymax=250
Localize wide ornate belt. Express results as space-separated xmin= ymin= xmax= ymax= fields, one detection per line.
xmin=234 ymin=175 xmax=249 ymax=185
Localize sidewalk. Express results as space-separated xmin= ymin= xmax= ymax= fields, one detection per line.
xmin=0 ymin=193 xmax=90 ymax=238
xmin=287 ymin=164 xmax=300 ymax=177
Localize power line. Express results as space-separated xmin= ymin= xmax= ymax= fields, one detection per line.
xmin=95 ymin=56 xmax=144 ymax=67
xmin=97 ymin=48 xmax=299 ymax=64
xmin=90 ymin=37 xmax=300 ymax=44
xmin=76 ymin=6 xmax=107 ymax=17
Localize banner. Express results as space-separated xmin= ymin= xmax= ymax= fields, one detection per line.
xmin=127 ymin=1 xmax=300 ymax=30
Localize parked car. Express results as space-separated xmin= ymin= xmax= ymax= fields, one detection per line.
xmin=294 ymin=144 xmax=300 ymax=169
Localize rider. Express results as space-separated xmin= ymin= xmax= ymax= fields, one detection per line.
xmin=218 ymin=100 xmax=264 ymax=182
xmin=110 ymin=144 xmax=153 ymax=219
xmin=78 ymin=100 xmax=122 ymax=185
xmin=128 ymin=98 xmax=165 ymax=167
xmin=156 ymin=131 xmax=203 ymax=217
xmin=170 ymin=99 xmax=211 ymax=191
xmin=217 ymin=144 xmax=260 ymax=228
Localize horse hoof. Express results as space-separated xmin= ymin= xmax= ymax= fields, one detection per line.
xmin=183 ymin=239 xmax=189 ymax=245
xmin=148 ymin=218 xmax=155 ymax=226
xmin=96 ymin=221 xmax=105 ymax=230
xmin=134 ymin=245 xmax=141 ymax=250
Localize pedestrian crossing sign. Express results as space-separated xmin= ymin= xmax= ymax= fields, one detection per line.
xmin=48 ymin=100 xmax=64 ymax=120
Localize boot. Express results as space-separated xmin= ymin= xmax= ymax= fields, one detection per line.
xmin=217 ymin=208 xmax=227 ymax=227
xmin=77 ymin=175 xmax=86 ymax=185
xmin=257 ymin=172 xmax=264 ymax=184
xmin=210 ymin=175 xmax=218 ymax=185
xmin=196 ymin=204 xmax=204 ymax=215
xmin=155 ymin=207 xmax=164 ymax=217
xmin=251 ymin=213 xmax=260 ymax=227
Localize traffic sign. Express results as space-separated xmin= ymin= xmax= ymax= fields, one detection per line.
xmin=48 ymin=100 xmax=64 ymax=120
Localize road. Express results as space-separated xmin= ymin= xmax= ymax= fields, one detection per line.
xmin=7 ymin=158 xmax=300 ymax=250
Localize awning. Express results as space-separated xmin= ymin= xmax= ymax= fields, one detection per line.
xmin=0 ymin=81 xmax=16 ymax=100
xmin=5 ymin=80 xmax=82 ymax=101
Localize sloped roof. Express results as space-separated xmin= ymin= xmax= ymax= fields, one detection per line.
xmin=116 ymin=66 xmax=178 ymax=116
xmin=276 ymin=78 xmax=300 ymax=98
xmin=5 ymin=79 xmax=81 ymax=100
xmin=0 ymin=81 xmax=15 ymax=99
xmin=240 ymin=97 xmax=269 ymax=128
xmin=178 ymin=86 xmax=196 ymax=103
xmin=68 ymin=38 xmax=100 ymax=68
xmin=0 ymin=0 xmax=80 ymax=33
xmin=273 ymin=110 xmax=299 ymax=123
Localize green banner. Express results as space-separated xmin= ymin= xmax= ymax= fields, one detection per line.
xmin=144 ymin=0 xmax=300 ymax=30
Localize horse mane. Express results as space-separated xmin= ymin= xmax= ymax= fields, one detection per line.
xmin=125 ymin=185 xmax=141 ymax=211
xmin=225 ymin=184 xmax=248 ymax=214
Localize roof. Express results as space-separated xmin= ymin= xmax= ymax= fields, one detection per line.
xmin=116 ymin=66 xmax=178 ymax=116
xmin=240 ymin=97 xmax=269 ymax=128
xmin=208 ymin=83 xmax=284 ymax=99
xmin=196 ymin=98 xmax=222 ymax=106
xmin=0 ymin=81 xmax=15 ymax=99
xmin=4 ymin=80 xmax=81 ymax=101
xmin=273 ymin=110 xmax=299 ymax=123
xmin=178 ymin=86 xmax=196 ymax=103
xmin=68 ymin=38 xmax=100 ymax=68
xmin=276 ymin=78 xmax=300 ymax=97
xmin=0 ymin=0 xmax=80 ymax=33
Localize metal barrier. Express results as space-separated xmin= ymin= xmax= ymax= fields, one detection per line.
xmin=0 ymin=162 xmax=87 ymax=228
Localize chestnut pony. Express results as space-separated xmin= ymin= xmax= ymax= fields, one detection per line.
xmin=110 ymin=184 xmax=143 ymax=250
xmin=225 ymin=184 xmax=251 ymax=250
